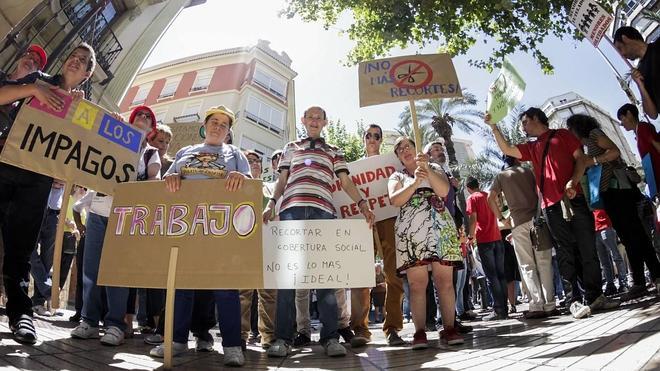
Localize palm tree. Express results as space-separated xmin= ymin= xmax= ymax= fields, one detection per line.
xmin=397 ymin=90 xmax=484 ymax=168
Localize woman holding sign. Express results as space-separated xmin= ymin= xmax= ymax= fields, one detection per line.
xmin=149 ymin=105 xmax=249 ymax=367
xmin=388 ymin=137 xmax=463 ymax=349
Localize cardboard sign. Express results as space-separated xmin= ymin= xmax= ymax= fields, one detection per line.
xmin=568 ymin=0 xmax=613 ymax=46
xmin=0 ymin=96 xmax=144 ymax=195
xmin=97 ymin=179 xmax=263 ymax=289
xmin=331 ymin=153 xmax=402 ymax=221
xmin=486 ymin=58 xmax=526 ymax=124
xmin=262 ymin=219 xmax=375 ymax=289
xmin=358 ymin=54 xmax=462 ymax=107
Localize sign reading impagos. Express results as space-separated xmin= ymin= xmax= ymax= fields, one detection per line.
xmin=0 ymin=94 xmax=144 ymax=195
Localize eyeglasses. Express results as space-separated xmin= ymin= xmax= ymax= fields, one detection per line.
xmin=396 ymin=144 xmax=414 ymax=154
xmin=365 ymin=133 xmax=381 ymax=141
xmin=135 ymin=111 xmax=152 ymax=119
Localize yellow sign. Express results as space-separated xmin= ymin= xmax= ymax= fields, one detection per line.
xmin=0 ymin=95 xmax=144 ymax=195
xmin=358 ymin=54 xmax=462 ymax=107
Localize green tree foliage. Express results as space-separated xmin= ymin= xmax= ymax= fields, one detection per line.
xmin=281 ymin=0 xmax=608 ymax=73
xmin=324 ymin=119 xmax=365 ymax=162
xmin=397 ymin=91 xmax=483 ymax=167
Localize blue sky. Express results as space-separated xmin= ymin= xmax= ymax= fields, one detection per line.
xmin=145 ymin=0 xmax=650 ymax=154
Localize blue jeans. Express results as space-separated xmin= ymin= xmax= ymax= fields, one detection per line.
xmin=275 ymin=206 xmax=339 ymax=344
xmin=455 ymin=257 xmax=468 ymax=315
xmin=402 ymin=277 xmax=411 ymax=320
xmin=477 ymin=241 xmax=508 ymax=316
xmin=173 ymin=289 xmax=241 ymax=346
xmin=81 ymin=213 xmax=129 ymax=330
xmin=595 ymin=228 xmax=628 ymax=288
xmin=30 ymin=209 xmax=58 ymax=306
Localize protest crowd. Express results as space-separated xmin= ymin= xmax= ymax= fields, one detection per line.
xmin=0 ymin=24 xmax=658 ymax=368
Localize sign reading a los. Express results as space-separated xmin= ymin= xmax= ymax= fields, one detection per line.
xmin=0 ymin=93 xmax=144 ymax=195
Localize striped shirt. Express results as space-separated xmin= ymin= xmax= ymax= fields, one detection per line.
xmin=279 ymin=137 xmax=349 ymax=215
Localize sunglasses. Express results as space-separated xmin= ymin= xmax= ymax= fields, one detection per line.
xmin=365 ymin=133 xmax=381 ymax=140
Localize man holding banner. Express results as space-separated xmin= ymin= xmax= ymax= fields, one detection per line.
xmin=349 ymin=124 xmax=406 ymax=347
xmin=263 ymin=106 xmax=375 ymax=358
xmin=0 ymin=43 xmax=96 ymax=344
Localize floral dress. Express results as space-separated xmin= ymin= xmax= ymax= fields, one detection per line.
xmin=390 ymin=166 xmax=463 ymax=275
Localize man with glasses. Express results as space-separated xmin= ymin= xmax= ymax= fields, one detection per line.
xmin=349 ymin=124 xmax=407 ymax=346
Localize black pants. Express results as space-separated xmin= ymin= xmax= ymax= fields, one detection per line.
xmin=544 ymin=196 xmax=602 ymax=304
xmin=74 ymin=235 xmax=86 ymax=314
xmin=156 ymin=289 xmax=216 ymax=337
xmin=602 ymin=188 xmax=660 ymax=285
xmin=0 ymin=163 xmax=52 ymax=323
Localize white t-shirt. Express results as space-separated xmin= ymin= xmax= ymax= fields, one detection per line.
xmin=137 ymin=144 xmax=162 ymax=180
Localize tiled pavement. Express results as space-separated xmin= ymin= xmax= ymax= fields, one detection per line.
xmin=0 ymin=295 xmax=658 ymax=370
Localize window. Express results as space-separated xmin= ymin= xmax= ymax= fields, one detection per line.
xmin=174 ymin=101 xmax=202 ymax=123
xmin=240 ymin=136 xmax=274 ymax=158
xmin=153 ymin=108 xmax=168 ymax=124
xmin=191 ymin=69 xmax=214 ymax=92
xmin=252 ymin=68 xmax=287 ymax=99
xmin=245 ymin=95 xmax=286 ymax=134
xmin=159 ymin=76 xmax=181 ymax=99
xmin=132 ymin=84 xmax=151 ymax=105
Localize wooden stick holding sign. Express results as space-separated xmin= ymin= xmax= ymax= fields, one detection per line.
xmin=50 ymin=182 xmax=73 ymax=309
xmin=163 ymin=247 xmax=179 ymax=370
xmin=409 ymin=99 xmax=423 ymax=154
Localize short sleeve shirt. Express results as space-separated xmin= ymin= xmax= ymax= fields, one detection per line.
xmin=516 ymin=129 xmax=582 ymax=208
xmin=466 ymin=191 xmax=501 ymax=243
xmin=636 ymin=122 xmax=660 ymax=189
xmin=279 ymin=137 xmax=349 ymax=216
xmin=166 ymin=143 xmax=250 ymax=180
xmin=638 ymin=40 xmax=660 ymax=113
xmin=491 ymin=165 xmax=537 ymax=226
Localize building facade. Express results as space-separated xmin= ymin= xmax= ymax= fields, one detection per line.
xmin=119 ymin=40 xmax=297 ymax=172
xmin=610 ymin=0 xmax=659 ymax=41
xmin=542 ymin=92 xmax=638 ymax=165
xmin=0 ymin=0 xmax=205 ymax=110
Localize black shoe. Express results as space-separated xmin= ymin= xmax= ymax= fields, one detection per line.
xmin=604 ymin=284 xmax=617 ymax=297
xmin=482 ymin=312 xmax=508 ymax=321
xmin=458 ymin=311 xmax=477 ymax=321
xmin=69 ymin=312 xmax=81 ymax=322
xmin=425 ymin=322 xmax=437 ymax=332
xmin=293 ymin=332 xmax=311 ymax=347
xmin=337 ymin=326 xmax=354 ymax=343
xmin=10 ymin=315 xmax=37 ymax=345
xmin=454 ymin=320 xmax=472 ymax=334
xmin=386 ymin=332 xmax=406 ymax=346
xmin=621 ymin=284 xmax=647 ymax=301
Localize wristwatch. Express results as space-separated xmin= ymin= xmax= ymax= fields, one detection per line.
xmin=498 ymin=216 xmax=506 ymax=222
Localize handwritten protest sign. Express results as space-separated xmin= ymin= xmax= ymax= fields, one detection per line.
xmin=262 ymin=219 xmax=375 ymax=289
xmin=358 ymin=54 xmax=462 ymax=107
xmin=0 ymin=95 xmax=144 ymax=195
xmin=568 ymin=0 xmax=613 ymax=46
xmin=331 ymin=153 xmax=402 ymax=221
xmin=486 ymin=58 xmax=526 ymax=124
xmin=97 ymin=179 xmax=263 ymax=289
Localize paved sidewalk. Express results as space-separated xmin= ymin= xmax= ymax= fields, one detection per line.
xmin=0 ymin=295 xmax=658 ymax=370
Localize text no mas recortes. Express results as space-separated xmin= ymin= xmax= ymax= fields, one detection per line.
xmin=20 ymin=123 xmax=134 ymax=182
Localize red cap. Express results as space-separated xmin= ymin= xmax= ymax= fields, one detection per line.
xmin=129 ymin=105 xmax=157 ymax=139
xmin=27 ymin=44 xmax=47 ymax=70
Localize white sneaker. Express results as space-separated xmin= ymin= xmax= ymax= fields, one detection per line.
xmin=266 ymin=339 xmax=290 ymax=358
xmin=196 ymin=336 xmax=214 ymax=352
xmin=71 ymin=322 xmax=100 ymax=339
xmin=324 ymin=338 xmax=347 ymax=357
xmin=150 ymin=342 xmax=188 ymax=358
xmin=569 ymin=301 xmax=591 ymax=319
xmin=100 ymin=326 xmax=125 ymax=346
xmin=32 ymin=305 xmax=51 ymax=317
xmin=223 ymin=346 xmax=245 ymax=367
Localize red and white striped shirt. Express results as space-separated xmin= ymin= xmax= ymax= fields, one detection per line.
xmin=279 ymin=137 xmax=349 ymax=215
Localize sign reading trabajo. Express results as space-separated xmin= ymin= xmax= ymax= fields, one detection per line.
xmin=98 ymin=179 xmax=263 ymax=289
xmin=0 ymin=94 xmax=144 ymax=195
xmin=263 ymin=219 xmax=375 ymax=289
xmin=331 ymin=153 xmax=402 ymax=222
xmin=359 ymin=54 xmax=462 ymax=107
